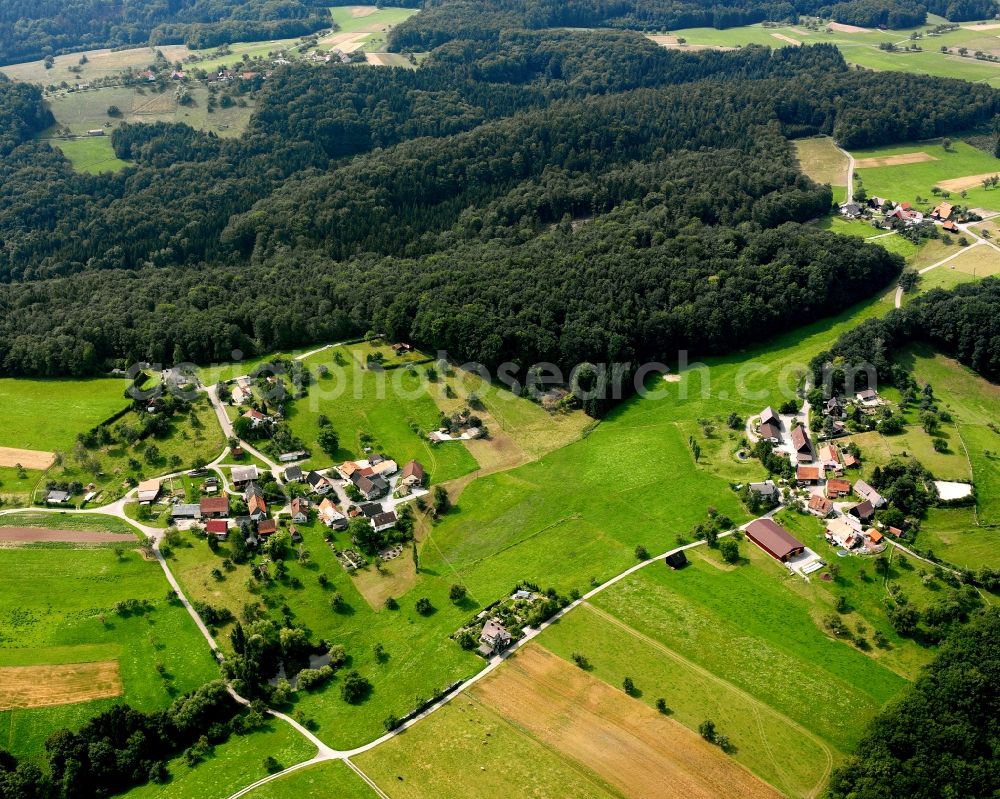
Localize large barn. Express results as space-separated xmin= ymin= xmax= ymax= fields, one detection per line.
xmin=744 ymin=519 xmax=805 ymax=562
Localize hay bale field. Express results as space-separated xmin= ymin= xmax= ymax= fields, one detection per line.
xmin=0 ymin=662 xmax=122 ymax=710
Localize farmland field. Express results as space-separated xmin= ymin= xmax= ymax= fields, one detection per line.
xmin=0 ymin=377 xmax=129 ymax=452
xmin=0 ymin=544 xmax=219 ymax=760
xmin=794 ymin=136 xmax=849 ymax=202
xmin=643 ymin=20 xmax=1000 ymax=88
xmin=851 ymin=140 xmax=1000 ymax=213
xmin=243 ymin=761 xmax=375 ymax=798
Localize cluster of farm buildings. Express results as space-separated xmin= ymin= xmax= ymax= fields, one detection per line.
xmin=841 ymin=196 xmax=963 ymax=234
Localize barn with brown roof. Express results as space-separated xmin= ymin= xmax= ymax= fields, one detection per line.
xmin=744 ymin=519 xmax=805 ymax=562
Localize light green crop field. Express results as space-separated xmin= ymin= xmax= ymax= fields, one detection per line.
xmin=852 ymin=140 xmax=1000 ymax=213
xmin=0 ymin=511 xmax=140 ymax=535
xmin=794 ymin=136 xmax=848 ymax=196
xmin=646 ymin=20 xmax=1000 ymax=87
xmin=126 ymin=722 xmax=316 ymax=799
xmin=51 ymin=135 xmax=132 ymax=173
xmin=243 ymin=761 xmax=376 ymax=799
xmin=287 ymin=343 xmax=479 ymax=481
xmin=581 ymin=548 xmax=911 ymax=754
xmin=354 ymin=695 xmax=620 ymax=799
xmin=0 ymin=546 xmax=219 ymax=761
xmin=329 ymin=6 xmax=419 ymax=34
xmin=0 ymin=377 xmax=129 ymax=452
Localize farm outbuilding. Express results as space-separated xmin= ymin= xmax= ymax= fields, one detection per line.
xmin=744 ymin=519 xmax=805 ymax=562
xmin=664 ymin=551 xmax=688 ymax=569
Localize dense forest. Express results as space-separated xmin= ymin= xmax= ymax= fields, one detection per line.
xmin=0 ymin=0 xmax=347 ymax=65
xmin=810 ymin=278 xmax=1000 ymax=390
xmin=1 ymin=18 xmax=999 ymax=395
xmin=827 ymin=608 xmax=1000 ymax=799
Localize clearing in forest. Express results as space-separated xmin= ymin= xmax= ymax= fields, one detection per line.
xmin=0 ymin=662 xmax=122 ymax=710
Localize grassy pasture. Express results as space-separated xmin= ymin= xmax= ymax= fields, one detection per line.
xmin=0 ymin=545 xmax=219 ymax=760
xmin=794 ymin=136 xmax=848 ymax=201
xmin=0 ymin=377 xmax=128 ymax=452
xmin=852 ymin=140 xmax=1000 ymax=213
xmin=126 ymin=722 xmax=316 ymax=799
xmin=583 ymin=550 xmax=911 ymax=754
xmin=243 ymin=761 xmax=376 ymax=799
xmin=0 ymin=511 xmax=140 ymax=536
xmin=286 ymin=343 xmax=479 ymax=481
xmin=51 ymin=135 xmax=131 ymax=173
xmin=0 ymin=45 xmax=190 ymax=84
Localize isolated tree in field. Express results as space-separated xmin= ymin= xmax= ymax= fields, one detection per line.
xmin=699 ymin=719 xmax=716 ymax=741
xmin=622 ymin=676 xmax=636 ymax=695
xmin=656 ymin=698 xmax=669 ymax=714
xmin=341 ymin=670 xmax=370 ymax=703
xmin=433 ymin=485 xmax=450 ymax=515
xmin=727 ymin=412 xmax=742 ymax=430
xmin=415 ymin=597 xmax=433 ymax=615
xmin=719 ymin=538 xmax=739 ymax=563
xmin=635 ymin=544 xmax=649 ymax=560
xmin=107 ymin=104 xmax=121 ymax=117
xmin=571 ymin=652 xmax=591 ymax=669
xmin=317 ymin=427 xmax=339 ymax=457
xmin=449 ymin=584 xmax=467 ymax=603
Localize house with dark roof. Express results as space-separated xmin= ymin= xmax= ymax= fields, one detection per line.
xmin=171 ymin=503 xmax=201 ymax=520
xmin=849 ymin=500 xmax=875 ymax=522
xmin=479 ymin=619 xmax=512 ymax=656
xmin=283 ymin=465 xmax=304 ymax=483
xmin=745 ymin=519 xmax=805 ymax=562
xmin=371 ymin=511 xmax=398 ymax=533
xmin=826 ymin=397 xmax=844 ymax=418
xmin=231 ymin=465 xmax=259 ymax=487
xmin=45 ymin=489 xmax=72 ymax=504
xmin=306 ymin=471 xmax=333 ymax=494
xmin=759 ymin=406 xmax=778 ymax=427
xmin=401 ymin=459 xmax=425 ymax=487
xmin=791 ymin=425 xmax=812 ymax=462
xmin=359 ymin=502 xmax=383 ymax=519
xmin=353 ymin=473 xmax=388 ymax=501
xmin=759 ymin=422 xmax=781 ymax=444
xmin=749 ymin=480 xmax=777 ymax=498
xmin=664 ymin=551 xmax=688 ymax=569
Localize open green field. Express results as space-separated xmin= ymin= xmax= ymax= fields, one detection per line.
xmin=0 ymin=467 xmax=43 ymax=505
xmin=579 ymin=548 xmax=911 ymax=753
xmin=243 ymin=761 xmax=375 ymax=799
xmin=354 ymin=695 xmax=621 ymax=799
xmin=0 ymin=545 xmax=219 ymax=760
xmin=0 ymin=377 xmax=129 ymax=452
xmin=329 ymin=5 xmax=418 ymax=34
xmin=0 ymin=511 xmax=141 ymax=536
xmin=126 ymin=722 xmax=316 ymax=799
xmin=0 ymin=44 xmax=191 ymax=84
xmin=794 ymin=136 xmax=848 ymax=202
xmin=645 ymin=19 xmax=1000 ymax=88
xmin=287 ymin=343 xmax=479 ymax=480
xmin=51 ymin=135 xmax=132 ymax=173
xmin=852 ymin=140 xmax=1000 ymax=213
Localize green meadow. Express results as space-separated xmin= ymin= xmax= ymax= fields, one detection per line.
xmin=51 ymin=135 xmax=131 ymax=173
xmin=852 ymin=140 xmax=1000 ymax=213
xmin=243 ymin=761 xmax=376 ymax=799
xmin=328 ymin=5 xmax=419 ymax=34
xmin=0 ymin=545 xmax=219 ymax=760
xmin=0 ymin=377 xmax=129 ymax=452
xmin=286 ymin=343 xmax=479 ymax=481
xmin=126 ymin=722 xmax=316 ymax=799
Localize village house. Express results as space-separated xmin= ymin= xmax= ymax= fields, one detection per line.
xmin=760 ymin=406 xmax=779 ymax=427
xmin=318 ymin=498 xmax=348 ymax=530
xmin=290 ymin=526 xmax=302 ymax=543
xmin=759 ymin=421 xmax=781 ymax=443
xmin=796 ymin=465 xmax=823 ymax=485
xmin=307 ymin=471 xmax=334 ymax=494
xmin=825 ymin=397 xmax=844 ymax=418
xmin=749 ymin=479 xmax=778 ymax=499
xmin=843 ymin=451 xmax=860 ymax=469
xmin=200 ymin=495 xmax=230 ymax=518
xmin=45 ymin=490 xmax=72 ymax=504
xmin=400 ymin=460 xmax=425 ymax=488
xmin=283 ymin=465 xmax=303 ymax=483
xmin=849 ymin=500 xmax=875 ymax=523
xmin=243 ymin=408 xmax=269 ymax=428
xmin=353 ymin=472 xmax=388 ymax=501
xmin=791 ymin=425 xmax=813 ymax=462
xmin=854 ymin=479 xmax=886 ymax=508
xmin=826 ymin=478 xmax=852 ymax=498
xmin=942 ymin=220 xmax=960 ymax=234
xmin=744 ymin=518 xmax=806 ymax=563
xmin=337 ymin=461 xmax=360 ymax=480
xmin=137 ymin=478 xmax=161 ymax=504
xmin=855 ymin=388 xmax=881 ymax=408
xmin=231 ymin=384 xmax=252 ymax=404
xmin=370 ymin=459 xmax=398 ymax=477
xmin=256 ymin=518 xmax=277 ymax=536
xmin=171 ymin=503 xmax=201 ymax=521
xmin=840 ymin=201 xmax=862 ymax=219
xmin=664 ymin=550 xmax=688 ymax=569
xmin=807 ymin=494 xmax=834 ymax=518
xmin=278 ymin=450 xmax=308 ymax=463
xmin=479 ymin=618 xmax=512 ymax=656
xmin=371 ymin=510 xmax=398 ymax=533
xmin=290 ymin=497 xmax=310 ymax=523
xmin=248 ymin=493 xmax=268 ymax=521
xmin=931 ymin=202 xmax=954 ymax=220
xmin=231 ymin=465 xmax=259 ymax=488
xmin=826 ymin=517 xmax=859 ymax=549
xmin=205 ymin=519 xmax=229 ymax=539
xmin=359 ymin=502 xmax=383 ymax=519
xmin=817 ymin=444 xmax=842 ymax=471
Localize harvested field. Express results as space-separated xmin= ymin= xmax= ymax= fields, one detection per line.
xmin=365 ymin=52 xmax=393 ymax=65
xmin=937 ymin=171 xmax=1000 ymax=192
xmin=472 ymin=645 xmax=783 ymax=799
xmin=829 ymin=21 xmax=870 ymax=32
xmin=0 ymin=526 xmax=137 ymax=544
xmin=132 ymin=91 xmax=177 ymax=116
xmin=854 ymin=152 xmax=938 ymax=168
xmin=0 ymin=447 xmax=53 ymax=469
xmin=962 ymin=22 xmax=1000 ymax=29
xmin=771 ymin=33 xmax=801 ymax=45
xmin=351 ymin=5 xmax=378 ymax=16
xmin=0 ymin=661 xmax=122 ymax=710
